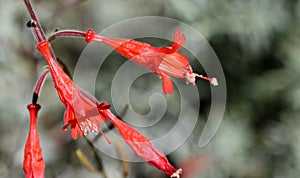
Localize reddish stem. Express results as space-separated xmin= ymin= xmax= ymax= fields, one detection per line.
xmin=23 ymin=0 xmax=59 ymax=65
xmin=23 ymin=0 xmax=46 ymax=42
xmin=32 ymin=70 xmax=50 ymax=104
xmin=48 ymin=29 xmax=86 ymax=42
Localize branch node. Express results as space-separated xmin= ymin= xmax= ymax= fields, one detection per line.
xmin=26 ymin=19 xmax=37 ymax=28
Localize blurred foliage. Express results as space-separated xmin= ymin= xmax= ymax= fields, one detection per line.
xmin=0 ymin=0 xmax=300 ymax=178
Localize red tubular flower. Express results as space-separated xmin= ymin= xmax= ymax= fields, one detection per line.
xmin=98 ymin=102 xmax=182 ymax=178
xmin=23 ymin=104 xmax=45 ymax=178
xmin=36 ymin=41 xmax=109 ymax=141
xmin=85 ymin=29 xmax=218 ymax=94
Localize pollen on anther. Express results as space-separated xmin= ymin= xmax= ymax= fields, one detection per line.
xmin=170 ymin=168 xmax=182 ymax=178
xmin=210 ymin=78 xmax=218 ymax=86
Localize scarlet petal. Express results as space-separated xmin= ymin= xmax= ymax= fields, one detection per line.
xmin=157 ymin=29 xmax=186 ymax=54
xmin=171 ymin=29 xmax=185 ymax=52
xmin=160 ymin=73 xmax=174 ymax=94
xmin=103 ymin=109 xmax=180 ymax=176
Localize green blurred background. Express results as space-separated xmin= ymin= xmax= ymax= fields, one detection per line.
xmin=0 ymin=0 xmax=300 ymax=178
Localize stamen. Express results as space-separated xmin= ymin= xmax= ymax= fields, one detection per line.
xmin=170 ymin=168 xmax=182 ymax=178
xmin=194 ymin=74 xmax=218 ymax=86
xmin=79 ymin=119 xmax=112 ymax=144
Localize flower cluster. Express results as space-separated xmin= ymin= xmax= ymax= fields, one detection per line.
xmin=22 ymin=0 xmax=218 ymax=177
xmin=30 ymin=40 xmax=182 ymax=177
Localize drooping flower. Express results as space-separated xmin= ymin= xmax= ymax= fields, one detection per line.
xmin=98 ymin=102 xmax=182 ymax=178
xmin=36 ymin=41 xmax=182 ymax=177
xmin=36 ymin=41 xmax=109 ymax=140
xmin=85 ymin=29 xmax=218 ymax=94
xmin=23 ymin=103 xmax=45 ymax=178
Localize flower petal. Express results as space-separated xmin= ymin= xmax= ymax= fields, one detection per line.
xmin=171 ymin=29 xmax=185 ymax=52
xmin=160 ymin=73 xmax=174 ymax=94
xmin=103 ymin=109 xmax=181 ymax=177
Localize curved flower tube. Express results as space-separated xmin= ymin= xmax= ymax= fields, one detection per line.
xmin=23 ymin=104 xmax=45 ymax=178
xmin=37 ymin=41 xmax=109 ymax=141
xmin=86 ymin=29 xmax=218 ymax=94
xmin=99 ymin=102 xmax=182 ymax=177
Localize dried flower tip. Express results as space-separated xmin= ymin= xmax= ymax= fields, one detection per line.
xmin=171 ymin=168 xmax=182 ymax=178
xmin=53 ymin=28 xmax=59 ymax=32
xmin=26 ymin=19 xmax=36 ymax=28
xmin=43 ymin=65 xmax=49 ymax=71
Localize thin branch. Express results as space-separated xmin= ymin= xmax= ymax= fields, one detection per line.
xmin=48 ymin=29 xmax=86 ymax=42
xmin=23 ymin=0 xmax=47 ymax=42
xmin=32 ymin=69 xmax=50 ymax=104
xmin=23 ymin=0 xmax=59 ymax=63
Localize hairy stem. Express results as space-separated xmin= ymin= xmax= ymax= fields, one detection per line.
xmin=23 ymin=0 xmax=47 ymax=42
xmin=32 ymin=69 xmax=50 ymax=104
xmin=48 ymin=29 xmax=86 ymax=42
